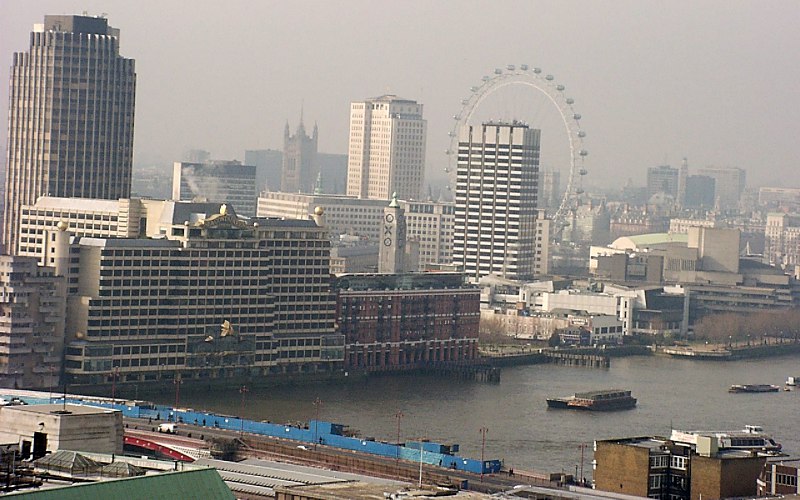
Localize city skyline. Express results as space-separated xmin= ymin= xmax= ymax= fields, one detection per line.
xmin=1 ymin=1 xmax=798 ymax=191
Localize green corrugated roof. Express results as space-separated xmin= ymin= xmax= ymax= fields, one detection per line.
xmin=8 ymin=468 xmax=234 ymax=500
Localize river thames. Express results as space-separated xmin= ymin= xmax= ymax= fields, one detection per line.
xmin=163 ymin=354 xmax=800 ymax=477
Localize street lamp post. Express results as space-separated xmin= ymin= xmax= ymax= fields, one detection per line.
xmin=479 ymin=426 xmax=488 ymax=482
xmin=173 ymin=372 xmax=182 ymax=409
xmin=111 ymin=367 xmax=119 ymax=408
xmin=313 ymin=397 xmax=322 ymax=449
xmin=239 ymin=385 xmax=249 ymax=436
xmin=395 ymin=410 xmax=404 ymax=478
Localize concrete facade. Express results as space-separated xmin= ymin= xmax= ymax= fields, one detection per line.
xmin=0 ymin=403 xmax=122 ymax=456
xmin=0 ymin=256 xmax=66 ymax=389
xmin=54 ymin=205 xmax=343 ymax=385
xmin=454 ymin=122 xmax=541 ymax=282
xmin=347 ymin=95 xmax=426 ymax=201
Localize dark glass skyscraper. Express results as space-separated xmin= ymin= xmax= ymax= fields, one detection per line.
xmin=2 ymin=15 xmax=136 ymax=254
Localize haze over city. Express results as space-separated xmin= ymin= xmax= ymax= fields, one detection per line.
xmin=2 ymin=0 xmax=797 ymax=189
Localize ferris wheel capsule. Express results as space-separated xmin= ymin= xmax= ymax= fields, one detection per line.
xmin=494 ymin=68 xmax=502 ymax=74
xmin=579 ymin=168 xmax=588 ymax=175
xmin=576 ymin=188 xmax=585 ymax=195
xmin=578 ymin=131 xmax=586 ymax=138
xmin=453 ymin=115 xmax=460 ymax=120
xmin=566 ymin=98 xmax=574 ymax=104
xmin=556 ymin=85 xmax=565 ymax=91
xmin=579 ymin=149 xmax=588 ymax=156
xmin=461 ymin=99 xmax=468 ymax=105
xmin=507 ymin=64 xmax=515 ymax=71
xmin=520 ymin=64 xmax=529 ymax=71
xmin=533 ymin=67 xmax=542 ymax=74
xmin=482 ymin=76 xmax=490 ymax=81
xmin=470 ymin=86 xmax=479 ymax=92
xmin=545 ymin=74 xmax=554 ymax=81
xmin=573 ymin=113 xmax=582 ymax=120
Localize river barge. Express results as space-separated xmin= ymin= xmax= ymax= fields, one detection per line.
xmin=728 ymin=384 xmax=780 ymax=393
xmin=546 ymin=389 xmax=636 ymax=411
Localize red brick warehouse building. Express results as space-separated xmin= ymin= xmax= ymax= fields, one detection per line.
xmin=333 ymin=273 xmax=479 ymax=371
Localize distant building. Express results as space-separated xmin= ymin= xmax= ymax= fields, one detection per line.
xmin=244 ymin=149 xmax=283 ymax=193
xmin=400 ymin=199 xmax=455 ymax=270
xmin=538 ymin=169 xmax=561 ymax=210
xmin=610 ymin=209 xmax=670 ymax=239
xmin=329 ymin=245 xmax=378 ymax=274
xmin=668 ymin=218 xmax=717 ymax=235
xmin=684 ymin=175 xmax=716 ymax=209
xmin=3 ymin=15 xmax=136 ymax=254
xmin=282 ymin=114 xmax=318 ymax=193
xmin=333 ymin=273 xmax=479 ymax=370
xmin=697 ymin=166 xmax=746 ymax=211
xmin=172 ymin=161 xmax=258 ymax=216
xmin=646 ymin=165 xmax=679 ymax=202
xmin=454 ymin=122 xmax=542 ymax=282
xmin=258 ymin=192 xmax=453 ymax=270
xmin=764 ymin=212 xmax=800 ymax=268
xmin=565 ymin=200 xmax=610 ymax=245
xmin=347 ymin=95 xmax=426 ymax=201
xmin=759 ymin=186 xmax=800 ymax=211
xmin=0 ymin=255 xmax=65 ymax=390
xmin=316 ymin=153 xmax=348 ymax=194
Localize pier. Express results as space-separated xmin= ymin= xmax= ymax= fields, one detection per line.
xmin=544 ymin=351 xmax=610 ymax=368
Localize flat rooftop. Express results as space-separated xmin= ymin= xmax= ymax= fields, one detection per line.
xmin=2 ymin=403 xmax=117 ymax=416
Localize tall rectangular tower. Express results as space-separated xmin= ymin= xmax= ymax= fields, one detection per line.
xmin=2 ymin=15 xmax=136 ymax=254
xmin=454 ymin=122 xmax=541 ymax=282
xmin=346 ymin=95 xmax=426 ymax=201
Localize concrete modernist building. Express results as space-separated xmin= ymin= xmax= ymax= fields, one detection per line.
xmin=454 ymin=122 xmax=541 ymax=282
xmin=346 ymin=95 xmax=426 ymax=201
xmin=172 ymin=161 xmax=258 ymax=216
xmin=697 ymin=166 xmax=746 ymax=211
xmin=0 ymin=404 xmax=123 ymax=456
xmin=282 ymin=115 xmax=319 ymax=193
xmin=2 ymin=15 xmax=136 ymax=254
xmin=52 ymin=205 xmax=343 ymax=385
xmin=333 ymin=273 xmax=479 ymax=370
xmin=684 ymin=175 xmax=716 ymax=209
xmin=0 ymin=255 xmax=66 ymax=389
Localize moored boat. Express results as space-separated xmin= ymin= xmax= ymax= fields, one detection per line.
xmin=728 ymin=384 xmax=780 ymax=393
xmin=546 ymin=389 xmax=636 ymax=411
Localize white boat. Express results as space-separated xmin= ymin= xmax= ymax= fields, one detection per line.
xmin=786 ymin=376 xmax=799 ymax=386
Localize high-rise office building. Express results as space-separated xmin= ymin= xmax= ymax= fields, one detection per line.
xmin=646 ymin=165 xmax=680 ymax=202
xmin=346 ymin=95 xmax=426 ymax=201
xmin=454 ymin=122 xmax=541 ymax=282
xmin=172 ymin=160 xmax=258 ymax=216
xmin=282 ymin=115 xmax=318 ymax=193
xmin=2 ymin=15 xmax=136 ymax=254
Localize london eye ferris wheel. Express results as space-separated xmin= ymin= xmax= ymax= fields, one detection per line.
xmin=445 ymin=65 xmax=588 ymax=229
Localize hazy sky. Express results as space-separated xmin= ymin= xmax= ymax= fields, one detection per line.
xmin=1 ymin=1 xmax=798 ymax=189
